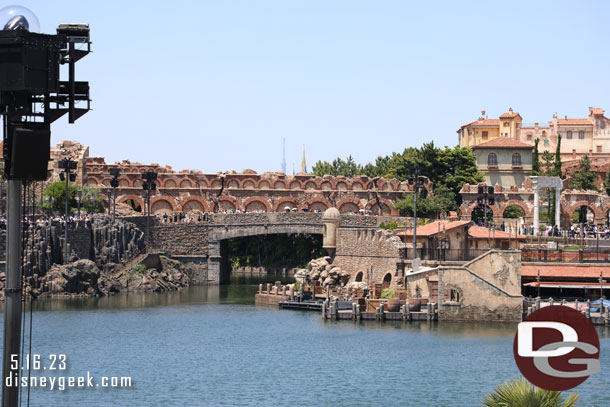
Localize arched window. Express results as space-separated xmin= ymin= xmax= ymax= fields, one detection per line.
xmin=487 ymin=153 xmax=497 ymax=166
xmin=512 ymin=153 xmax=521 ymax=166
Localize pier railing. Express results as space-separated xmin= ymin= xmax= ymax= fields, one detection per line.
xmin=404 ymin=248 xmax=489 ymax=263
xmin=521 ymin=247 xmax=610 ymax=263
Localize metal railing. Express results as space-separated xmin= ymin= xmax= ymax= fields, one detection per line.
xmin=521 ymin=247 xmax=610 ymax=263
xmin=404 ymin=248 xmax=490 ymax=262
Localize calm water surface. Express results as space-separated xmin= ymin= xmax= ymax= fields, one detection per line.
xmin=1 ymin=276 xmax=609 ymax=407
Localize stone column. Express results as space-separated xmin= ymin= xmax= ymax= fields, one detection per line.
xmin=555 ymin=188 xmax=561 ymax=229
xmin=533 ymin=186 xmax=539 ymax=235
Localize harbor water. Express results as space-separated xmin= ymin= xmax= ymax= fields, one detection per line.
xmin=1 ymin=276 xmax=609 ymax=406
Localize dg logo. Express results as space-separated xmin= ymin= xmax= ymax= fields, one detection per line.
xmin=513 ymin=305 xmax=600 ymax=391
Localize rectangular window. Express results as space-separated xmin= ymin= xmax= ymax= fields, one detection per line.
xmin=579 ymin=131 xmax=585 ymax=139
xmin=504 ymin=122 xmax=509 ymax=127
xmin=527 ymin=134 xmax=532 ymax=141
xmin=567 ymin=131 xmax=572 ymax=139
xmin=597 ymin=145 xmax=602 ymax=153
xmin=544 ymin=139 xmax=549 ymax=146
xmin=482 ymin=131 xmax=488 ymax=139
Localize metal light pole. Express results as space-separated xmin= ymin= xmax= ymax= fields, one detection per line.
xmin=0 ymin=10 xmax=91 ymax=405
xmin=536 ymin=269 xmax=541 ymax=299
xmin=109 ymin=168 xmax=120 ymax=224
xmin=59 ymin=158 xmax=76 ymax=263
xmin=408 ymin=167 xmax=426 ymax=262
xmin=600 ymin=271 xmax=604 ymax=313
xmin=477 ymin=185 xmax=495 ymax=227
xmin=107 ymin=190 xmax=112 ymax=216
xmin=77 ymin=189 xmax=82 ymax=219
xmin=141 ymin=172 xmax=157 ymax=247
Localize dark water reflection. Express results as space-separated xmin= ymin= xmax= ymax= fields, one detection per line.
xmin=0 ymin=275 xmax=608 ymax=406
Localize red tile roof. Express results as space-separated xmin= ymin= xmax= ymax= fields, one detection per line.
xmin=396 ymin=220 xmax=470 ymax=237
xmin=468 ymin=226 xmax=527 ymax=240
xmin=589 ymin=108 xmax=604 ymax=115
xmin=472 ymin=138 xmax=533 ymax=149
xmin=459 ymin=119 xmax=500 ymax=129
xmin=522 ymin=265 xmax=610 ymax=279
xmin=500 ymin=110 xmax=521 ymax=119
xmin=556 ymin=118 xmax=592 ymax=126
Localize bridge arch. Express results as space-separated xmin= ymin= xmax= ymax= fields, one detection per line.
xmin=150 ymin=196 xmax=179 ymax=214
xmin=500 ymin=200 xmax=530 ymax=217
xmin=337 ymin=197 xmax=362 ymax=214
xmin=273 ymin=197 xmax=299 ymax=212
xmin=243 ymin=196 xmax=272 ymax=212
xmin=117 ymin=194 xmax=144 ymax=212
xmin=365 ymin=198 xmax=394 ymax=216
xmin=217 ymin=196 xmax=238 ymax=212
xmin=305 ymin=197 xmax=330 ymax=212
xmin=181 ymin=196 xmax=209 ymax=214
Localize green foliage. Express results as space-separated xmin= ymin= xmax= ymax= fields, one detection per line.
xmin=42 ymin=182 xmax=106 ymax=214
xmin=541 ymin=151 xmax=555 ymax=175
xmin=131 ymin=264 xmax=147 ymax=274
xmin=226 ymin=233 xmax=324 ymax=268
xmin=554 ymin=134 xmax=563 ymax=177
xmin=394 ymin=184 xmax=456 ymax=218
xmin=605 ymin=170 xmax=610 ymax=196
xmin=81 ymin=185 xmax=106 ymax=213
xmin=482 ymin=376 xmax=578 ymax=407
xmin=569 ymin=155 xmax=597 ymax=191
xmin=313 ymin=143 xmax=482 ymax=211
xmin=43 ymin=181 xmax=78 ymax=212
xmin=312 ymin=155 xmax=362 ymax=178
xmin=503 ymin=205 xmax=525 ymax=218
xmin=293 ymin=281 xmax=301 ymax=291
xmin=532 ymin=138 xmax=541 ymax=176
xmin=379 ymin=220 xmax=398 ymax=231
xmin=380 ymin=288 xmax=396 ymax=299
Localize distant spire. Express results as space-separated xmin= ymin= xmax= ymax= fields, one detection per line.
xmin=281 ymin=138 xmax=287 ymax=173
xmin=301 ymin=145 xmax=307 ymax=173
xmin=292 ymin=163 xmax=295 ymax=175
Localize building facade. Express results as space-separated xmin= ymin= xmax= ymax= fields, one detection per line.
xmin=471 ymin=138 xmax=533 ymax=188
xmin=459 ymin=107 xmax=610 ymax=161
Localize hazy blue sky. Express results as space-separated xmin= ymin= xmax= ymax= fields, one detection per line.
xmin=14 ymin=0 xmax=610 ymax=173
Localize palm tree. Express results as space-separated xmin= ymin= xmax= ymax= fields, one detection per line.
xmin=483 ymin=377 xmax=579 ymax=407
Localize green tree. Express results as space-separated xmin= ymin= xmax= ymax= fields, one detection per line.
xmin=553 ymin=134 xmax=563 ymax=177
xmin=532 ymin=138 xmax=541 ymax=175
xmin=81 ymin=185 xmax=106 ymax=213
xmin=394 ymin=185 xmax=455 ymax=219
xmin=482 ymin=377 xmax=578 ymax=407
xmin=503 ymin=205 xmax=525 ymax=218
xmin=605 ymin=170 xmax=610 ymax=196
xmin=43 ymin=181 xmax=78 ymax=212
xmin=569 ymin=155 xmax=597 ymax=191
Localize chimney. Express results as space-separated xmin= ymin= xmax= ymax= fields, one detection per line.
xmin=553 ymin=112 xmax=557 ymax=119
xmin=509 ymin=107 xmax=513 ymax=113
xmin=565 ymin=115 xmax=568 ymax=119
xmin=535 ymin=122 xmax=539 ymax=129
xmin=481 ymin=110 xmax=487 ymax=120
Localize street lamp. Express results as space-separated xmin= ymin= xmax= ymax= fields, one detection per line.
xmin=477 ymin=185 xmax=495 ymax=227
xmin=0 ymin=8 xmax=91 ymax=403
xmin=600 ymin=271 xmax=605 ymax=313
xmin=59 ymin=158 xmax=77 ymax=263
xmin=408 ymin=167 xmax=427 ymax=263
xmin=109 ymin=168 xmax=120 ymax=224
xmin=106 ymin=189 xmax=112 ymax=216
xmin=77 ymin=189 xmax=82 ymax=219
xmin=141 ymin=171 xmax=157 ymax=246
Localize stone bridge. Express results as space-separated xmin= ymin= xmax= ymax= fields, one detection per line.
xmin=124 ymin=213 xmax=404 ymax=284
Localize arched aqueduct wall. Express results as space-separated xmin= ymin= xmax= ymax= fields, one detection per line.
xmin=81 ymin=157 xmax=434 ymax=216
xmin=459 ymin=178 xmax=610 ymax=227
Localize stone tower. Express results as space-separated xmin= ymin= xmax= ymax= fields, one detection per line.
xmin=322 ymin=207 xmax=341 ymax=256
